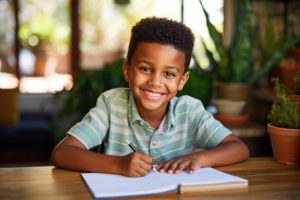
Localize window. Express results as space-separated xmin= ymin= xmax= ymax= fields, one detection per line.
xmin=18 ymin=0 xmax=72 ymax=93
xmin=0 ymin=0 xmax=17 ymax=89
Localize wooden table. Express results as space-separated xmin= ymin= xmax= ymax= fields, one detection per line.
xmin=0 ymin=157 xmax=299 ymax=200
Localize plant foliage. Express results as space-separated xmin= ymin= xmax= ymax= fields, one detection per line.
xmin=272 ymin=69 xmax=300 ymax=95
xmin=57 ymin=58 xmax=127 ymax=119
xmin=199 ymin=0 xmax=300 ymax=85
xmin=268 ymin=76 xmax=300 ymax=129
xmin=267 ymin=93 xmax=300 ymax=129
xmin=294 ymin=69 xmax=300 ymax=95
xmin=272 ymin=77 xmax=291 ymax=95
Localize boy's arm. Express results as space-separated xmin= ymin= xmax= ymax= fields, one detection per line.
xmin=51 ymin=135 xmax=153 ymax=177
xmin=155 ymin=134 xmax=249 ymax=173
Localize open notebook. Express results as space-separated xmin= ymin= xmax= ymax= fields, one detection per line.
xmin=81 ymin=167 xmax=248 ymax=198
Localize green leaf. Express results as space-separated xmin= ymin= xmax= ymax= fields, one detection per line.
xmin=198 ymin=0 xmax=229 ymax=81
xmin=231 ymin=0 xmax=253 ymax=82
xmin=248 ymin=36 xmax=300 ymax=85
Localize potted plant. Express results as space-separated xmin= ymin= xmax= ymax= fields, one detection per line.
xmin=267 ymin=85 xmax=300 ymax=164
xmin=199 ymin=0 xmax=300 ymax=99
xmin=198 ymin=0 xmax=300 ymax=127
xmin=19 ymin=12 xmax=69 ymax=76
xmin=267 ymin=99 xmax=300 ymax=165
xmin=212 ymin=98 xmax=248 ymax=128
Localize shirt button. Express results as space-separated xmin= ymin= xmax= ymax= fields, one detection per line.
xmin=151 ymin=142 xmax=156 ymax=147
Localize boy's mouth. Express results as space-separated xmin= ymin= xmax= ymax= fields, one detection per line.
xmin=143 ymin=89 xmax=163 ymax=100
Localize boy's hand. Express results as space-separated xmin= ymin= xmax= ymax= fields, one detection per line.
xmin=155 ymin=154 xmax=203 ymax=174
xmin=118 ymin=152 xmax=153 ymax=177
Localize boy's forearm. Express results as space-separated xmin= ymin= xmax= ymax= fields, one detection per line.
xmin=193 ymin=140 xmax=249 ymax=167
xmin=51 ymin=145 xmax=122 ymax=174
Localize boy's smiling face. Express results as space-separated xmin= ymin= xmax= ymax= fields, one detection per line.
xmin=123 ymin=42 xmax=189 ymax=118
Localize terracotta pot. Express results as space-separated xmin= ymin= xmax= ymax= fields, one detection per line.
xmin=278 ymin=63 xmax=300 ymax=92
xmin=267 ymin=122 xmax=300 ymax=164
xmin=215 ymin=82 xmax=251 ymax=115
xmin=214 ymin=114 xmax=249 ymax=128
xmin=0 ymin=73 xmax=19 ymax=125
xmin=0 ymin=88 xmax=19 ymax=125
xmin=33 ymin=43 xmax=50 ymax=76
xmin=289 ymin=94 xmax=300 ymax=102
xmin=292 ymin=47 xmax=300 ymax=64
xmin=215 ymin=82 xmax=251 ymax=101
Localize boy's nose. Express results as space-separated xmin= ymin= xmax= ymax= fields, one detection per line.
xmin=149 ymin=80 xmax=162 ymax=87
xmin=148 ymin=74 xmax=162 ymax=87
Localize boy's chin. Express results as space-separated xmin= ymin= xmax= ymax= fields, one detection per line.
xmin=138 ymin=101 xmax=167 ymax=111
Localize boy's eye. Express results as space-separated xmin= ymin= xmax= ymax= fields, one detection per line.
xmin=164 ymin=71 xmax=176 ymax=78
xmin=138 ymin=66 xmax=151 ymax=73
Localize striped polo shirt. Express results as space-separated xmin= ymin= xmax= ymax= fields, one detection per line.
xmin=68 ymin=88 xmax=231 ymax=163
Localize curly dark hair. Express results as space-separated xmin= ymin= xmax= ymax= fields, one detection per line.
xmin=126 ymin=17 xmax=195 ymax=72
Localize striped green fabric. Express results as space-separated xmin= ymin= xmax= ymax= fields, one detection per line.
xmin=68 ymin=88 xmax=231 ymax=163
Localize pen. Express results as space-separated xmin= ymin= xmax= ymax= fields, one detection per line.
xmin=125 ymin=139 xmax=157 ymax=171
xmin=125 ymin=139 xmax=137 ymax=152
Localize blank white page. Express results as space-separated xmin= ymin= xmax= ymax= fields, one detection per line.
xmin=81 ymin=167 xmax=248 ymax=198
xmin=81 ymin=171 xmax=177 ymax=198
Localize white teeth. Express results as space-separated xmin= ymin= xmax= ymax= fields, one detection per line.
xmin=144 ymin=90 xmax=162 ymax=99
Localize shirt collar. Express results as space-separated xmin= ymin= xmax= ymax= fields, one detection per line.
xmin=128 ymin=92 xmax=176 ymax=132
xmin=164 ymin=98 xmax=176 ymax=131
xmin=128 ymin=92 xmax=143 ymax=126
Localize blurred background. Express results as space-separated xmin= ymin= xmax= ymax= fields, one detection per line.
xmin=0 ymin=0 xmax=299 ymax=166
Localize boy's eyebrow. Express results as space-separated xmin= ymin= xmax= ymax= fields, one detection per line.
xmin=137 ymin=60 xmax=181 ymax=72
xmin=165 ymin=66 xmax=180 ymax=72
xmin=136 ymin=59 xmax=152 ymax=65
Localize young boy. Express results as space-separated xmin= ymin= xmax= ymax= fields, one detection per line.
xmin=51 ymin=17 xmax=249 ymax=177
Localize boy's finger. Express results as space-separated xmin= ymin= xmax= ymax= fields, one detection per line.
xmin=174 ymin=161 xmax=189 ymax=173
xmin=167 ymin=160 xmax=182 ymax=173
xmin=157 ymin=161 xmax=171 ymax=173
xmin=139 ymin=160 xmax=152 ymax=172
xmin=136 ymin=166 xmax=150 ymax=176
xmin=188 ymin=162 xmax=201 ymax=173
xmin=139 ymin=153 xmax=153 ymax=165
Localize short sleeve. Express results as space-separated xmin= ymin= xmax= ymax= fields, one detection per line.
xmin=67 ymin=94 xmax=110 ymax=149
xmin=189 ymin=100 xmax=231 ymax=148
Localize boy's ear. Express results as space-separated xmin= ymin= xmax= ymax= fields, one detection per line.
xmin=123 ymin=60 xmax=130 ymax=82
xmin=178 ymin=71 xmax=189 ymax=91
